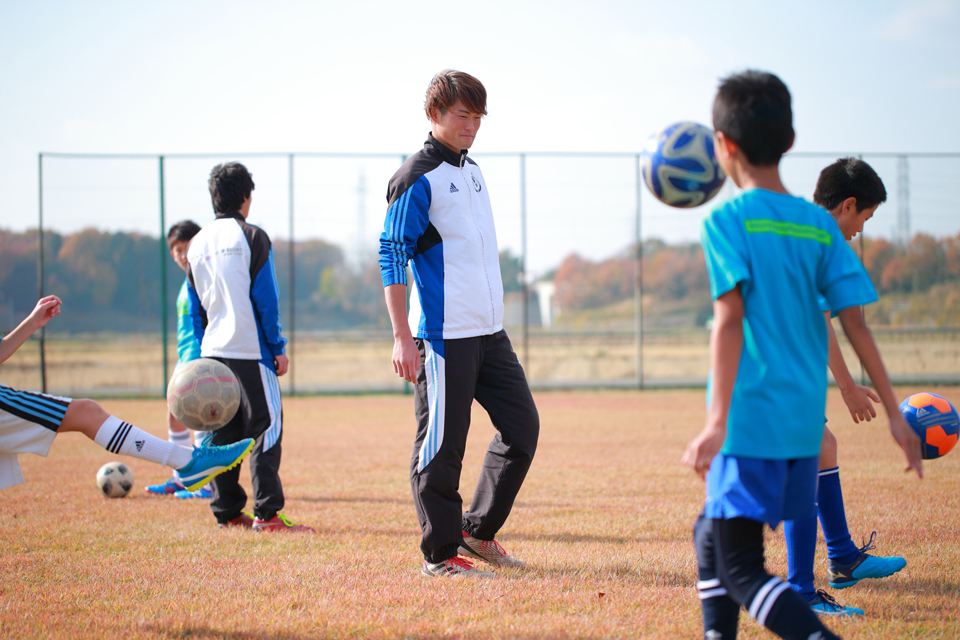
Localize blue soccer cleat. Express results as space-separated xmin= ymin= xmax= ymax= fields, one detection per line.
xmin=144 ymin=477 xmax=185 ymax=495
xmin=174 ymin=486 xmax=213 ymax=499
xmin=828 ymin=531 xmax=906 ymax=590
xmin=175 ymin=438 xmax=255 ymax=492
xmin=808 ymin=590 xmax=864 ymax=617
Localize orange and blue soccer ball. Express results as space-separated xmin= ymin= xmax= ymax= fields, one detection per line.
xmin=899 ymin=392 xmax=959 ymax=460
xmin=640 ymin=121 xmax=726 ymax=208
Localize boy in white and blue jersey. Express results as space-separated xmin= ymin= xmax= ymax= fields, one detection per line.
xmin=186 ymin=162 xmax=312 ymax=533
xmin=145 ymin=220 xmax=213 ymax=499
xmin=681 ymin=71 xmax=922 ymax=640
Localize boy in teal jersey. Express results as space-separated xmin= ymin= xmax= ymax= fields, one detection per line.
xmin=783 ymin=158 xmax=908 ymax=617
xmin=682 ymin=71 xmax=922 ymax=640
xmin=145 ymin=220 xmax=210 ymax=499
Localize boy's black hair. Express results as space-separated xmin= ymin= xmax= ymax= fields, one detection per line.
xmin=208 ymin=162 xmax=255 ymax=214
xmin=712 ymin=70 xmax=793 ymax=166
xmin=166 ymin=220 xmax=201 ymax=247
xmin=813 ymin=157 xmax=887 ymax=212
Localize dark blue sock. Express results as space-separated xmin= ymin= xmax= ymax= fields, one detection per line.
xmin=784 ymin=516 xmax=817 ymax=599
xmin=817 ymin=467 xmax=859 ymax=565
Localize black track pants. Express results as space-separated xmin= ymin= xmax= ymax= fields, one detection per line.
xmin=208 ymin=358 xmax=285 ymax=524
xmin=410 ymin=330 xmax=539 ymax=563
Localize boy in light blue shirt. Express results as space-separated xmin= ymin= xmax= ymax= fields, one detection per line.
xmin=145 ymin=220 xmax=212 ymax=498
xmin=681 ymin=71 xmax=922 ymax=640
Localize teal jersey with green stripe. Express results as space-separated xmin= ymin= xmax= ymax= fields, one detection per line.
xmin=176 ymin=278 xmax=202 ymax=365
xmin=701 ymin=189 xmax=876 ymax=459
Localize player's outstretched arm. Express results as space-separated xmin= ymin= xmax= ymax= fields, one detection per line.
xmin=837 ymin=305 xmax=923 ymax=478
xmin=682 ymin=286 xmax=743 ymax=479
xmin=384 ymin=284 xmax=419 ymax=384
xmin=825 ymin=311 xmax=879 ymax=423
xmin=0 ymin=296 xmax=62 ymax=365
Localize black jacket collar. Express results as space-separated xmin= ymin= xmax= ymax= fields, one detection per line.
xmin=215 ymin=211 xmax=245 ymax=221
xmin=426 ymin=133 xmax=468 ymax=167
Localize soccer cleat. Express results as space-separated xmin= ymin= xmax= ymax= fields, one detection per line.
xmin=174 ymin=438 xmax=255 ymax=492
xmin=173 ymin=486 xmax=213 ymax=499
xmin=219 ymin=511 xmax=255 ymax=529
xmin=459 ymin=531 xmax=525 ymax=568
xmin=828 ymin=531 xmax=906 ymax=590
xmin=144 ymin=477 xmax=185 ymax=495
xmin=422 ymin=556 xmax=495 ymax=578
xmin=252 ymin=514 xmax=315 ymax=533
xmin=807 ymin=590 xmax=864 ymax=617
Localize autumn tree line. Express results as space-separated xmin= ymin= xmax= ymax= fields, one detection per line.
xmin=1 ymin=228 xmax=958 ymax=334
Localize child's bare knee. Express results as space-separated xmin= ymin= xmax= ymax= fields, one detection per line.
xmin=61 ymin=399 xmax=108 ymax=437
xmin=822 ymin=428 xmax=837 ymax=456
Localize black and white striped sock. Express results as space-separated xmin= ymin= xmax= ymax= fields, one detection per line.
xmin=93 ymin=416 xmax=192 ymax=469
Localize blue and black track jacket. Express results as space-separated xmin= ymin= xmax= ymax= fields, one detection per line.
xmin=379 ymin=134 xmax=504 ymax=340
xmin=186 ymin=212 xmax=287 ymax=368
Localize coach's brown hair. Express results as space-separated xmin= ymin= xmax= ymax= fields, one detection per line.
xmin=424 ymin=70 xmax=487 ymax=120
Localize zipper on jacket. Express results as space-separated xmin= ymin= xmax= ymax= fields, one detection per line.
xmin=461 ymin=156 xmax=497 ymax=326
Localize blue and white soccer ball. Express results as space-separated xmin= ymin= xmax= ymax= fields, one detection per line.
xmin=641 ymin=121 xmax=726 ymax=208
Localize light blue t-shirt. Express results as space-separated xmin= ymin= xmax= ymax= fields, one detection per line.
xmin=176 ymin=278 xmax=202 ymax=366
xmin=701 ymin=189 xmax=877 ymax=459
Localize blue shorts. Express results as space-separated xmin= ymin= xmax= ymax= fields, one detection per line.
xmin=704 ymin=454 xmax=818 ymax=528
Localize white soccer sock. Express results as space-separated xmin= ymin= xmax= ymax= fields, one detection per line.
xmin=169 ymin=429 xmax=192 ymax=480
xmin=94 ymin=416 xmax=193 ymax=469
xmin=170 ymin=429 xmax=192 ymax=447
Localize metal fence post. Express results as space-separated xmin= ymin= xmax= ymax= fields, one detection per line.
xmin=635 ymin=154 xmax=643 ymax=390
xmin=520 ymin=153 xmax=529 ymax=369
xmin=159 ymin=156 xmax=168 ymax=393
xmin=288 ymin=153 xmax=295 ymax=396
xmin=399 ymin=154 xmax=412 ymax=395
xmin=38 ymin=153 xmax=46 ymax=393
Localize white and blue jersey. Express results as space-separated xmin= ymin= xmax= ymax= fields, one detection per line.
xmin=379 ymin=134 xmax=504 ymax=341
xmin=701 ymin=189 xmax=877 ymax=460
xmin=186 ymin=213 xmax=287 ymax=369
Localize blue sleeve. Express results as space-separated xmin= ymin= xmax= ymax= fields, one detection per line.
xmin=700 ymin=206 xmax=750 ymax=300
xmin=379 ymin=176 xmax=432 ymax=287
xmin=818 ymin=227 xmax=878 ymax=315
xmin=185 ymin=280 xmax=206 ymax=350
xmin=816 ymin=294 xmax=831 ymax=313
xmin=250 ymin=247 xmax=287 ymax=356
xmin=176 ymin=279 xmax=202 ymax=362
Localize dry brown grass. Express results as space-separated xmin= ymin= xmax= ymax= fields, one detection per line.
xmin=2 ymin=388 xmax=959 ymax=639
xmin=4 ymin=334 xmax=959 ymax=395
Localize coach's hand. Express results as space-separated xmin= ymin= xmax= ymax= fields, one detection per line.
xmin=275 ymin=354 xmax=289 ymax=377
xmin=392 ymin=333 xmax=420 ymax=384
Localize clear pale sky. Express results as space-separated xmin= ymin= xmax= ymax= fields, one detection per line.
xmin=2 ymin=0 xmax=958 ymax=271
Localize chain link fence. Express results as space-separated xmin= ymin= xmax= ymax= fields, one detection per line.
xmin=2 ymin=151 xmax=958 ymax=397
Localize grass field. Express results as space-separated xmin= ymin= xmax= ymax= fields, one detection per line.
xmin=2 ymin=388 xmax=959 ymax=639
xmin=5 ymin=332 xmax=960 ymax=394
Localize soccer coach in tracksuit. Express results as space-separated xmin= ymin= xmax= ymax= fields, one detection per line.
xmin=379 ymin=70 xmax=539 ymax=577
